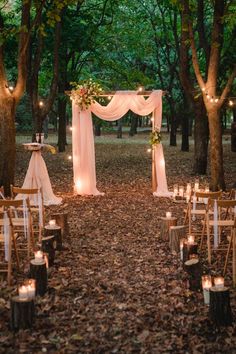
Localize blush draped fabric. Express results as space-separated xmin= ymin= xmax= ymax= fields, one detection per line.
xmin=72 ymin=90 xmax=171 ymax=196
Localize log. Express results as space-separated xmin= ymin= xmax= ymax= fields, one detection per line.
xmin=169 ymin=225 xmax=188 ymax=252
xmin=44 ymin=225 xmax=62 ymax=250
xmin=10 ymin=296 xmax=35 ymax=330
xmin=41 ymin=235 xmax=56 ymax=267
xmin=160 ymin=217 xmax=177 ymax=241
xmin=183 ymin=241 xmax=198 ymax=264
xmin=209 ymin=286 xmax=233 ymax=326
xmin=184 ymin=258 xmax=202 ymax=291
xmin=51 ymin=212 xmax=69 ymax=238
xmin=30 ymin=260 xmax=47 ymax=296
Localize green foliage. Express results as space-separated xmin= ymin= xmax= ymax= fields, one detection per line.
xmin=150 ymin=128 xmax=162 ymax=146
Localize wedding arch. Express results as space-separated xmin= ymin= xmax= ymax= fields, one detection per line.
xmin=71 ymin=90 xmax=172 ymax=197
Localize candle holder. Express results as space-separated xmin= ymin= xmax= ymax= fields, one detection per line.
xmin=18 ymin=285 xmax=28 ymax=300
xmin=24 ymin=279 xmax=36 ymax=299
xmin=34 ymin=250 xmax=44 ymax=263
xmin=214 ymin=276 xmax=224 ymax=288
xmin=48 ymin=219 xmax=57 ymax=227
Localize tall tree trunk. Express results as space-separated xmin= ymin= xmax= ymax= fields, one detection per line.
xmin=193 ymin=97 xmax=209 ymax=174
xmin=129 ymin=114 xmax=138 ymax=136
xmin=117 ymin=118 xmax=122 ymax=138
xmin=58 ymin=98 xmax=67 ymax=152
xmin=208 ymin=108 xmax=225 ymax=190
xmin=0 ymin=95 xmax=16 ymax=195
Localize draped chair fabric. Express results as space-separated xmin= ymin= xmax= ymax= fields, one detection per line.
xmin=72 ymin=90 xmax=172 ymax=197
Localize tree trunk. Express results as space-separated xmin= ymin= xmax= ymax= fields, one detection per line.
xmin=181 ymin=108 xmax=189 ymax=152
xmin=58 ymin=98 xmax=67 ymax=152
xmin=117 ymin=118 xmax=122 ymax=138
xmin=94 ymin=121 xmax=101 ymax=136
xmin=193 ymin=97 xmax=209 ymax=174
xmin=0 ymin=95 xmax=16 ymax=195
xmin=129 ymin=114 xmax=138 ymax=136
xmin=207 ymin=108 xmax=225 ymax=190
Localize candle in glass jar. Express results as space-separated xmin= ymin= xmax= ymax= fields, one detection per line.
xmin=34 ymin=250 xmax=43 ymax=263
xmin=166 ymin=211 xmax=172 ymax=218
xmin=49 ymin=219 xmax=56 ymax=227
xmin=19 ymin=285 xmax=28 ymax=300
xmin=188 ymin=235 xmax=195 ymax=244
xmin=186 ymin=183 xmax=191 ymax=193
xmin=202 ymin=275 xmax=212 ymax=304
xmin=214 ymin=276 xmax=224 ymax=288
xmin=26 ymin=279 xmax=36 ymax=298
xmin=194 ymin=180 xmax=199 ymax=192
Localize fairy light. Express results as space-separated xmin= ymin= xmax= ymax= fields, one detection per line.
xmin=214 ymin=98 xmax=219 ymax=103
xmin=138 ymin=86 xmax=144 ymax=92
xmin=202 ymin=87 xmax=206 ymax=92
xmin=9 ymin=85 xmax=14 ymax=92
xmin=108 ymin=95 xmax=112 ymax=100
xmin=39 ymin=101 xmax=44 ymax=107
xmin=69 ymin=126 xmax=73 ymax=131
xmin=201 ymin=85 xmax=235 ymax=108
xmin=147 ymin=148 xmax=152 ymax=153
xmin=229 ymin=100 xmax=233 ymax=106
xmin=68 ymin=155 xmax=72 ymax=160
xmin=210 ymin=97 xmax=214 ymax=103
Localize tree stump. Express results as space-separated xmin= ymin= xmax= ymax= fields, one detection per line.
xmin=184 ymin=258 xmax=202 ymax=291
xmin=51 ymin=212 xmax=69 ymax=238
xmin=41 ymin=235 xmax=56 ymax=267
xmin=10 ymin=296 xmax=35 ymax=330
xmin=209 ymin=286 xmax=233 ymax=326
xmin=44 ymin=225 xmax=62 ymax=250
xmin=183 ymin=241 xmax=198 ymax=264
xmin=169 ymin=225 xmax=188 ymax=252
xmin=160 ymin=217 xmax=177 ymax=241
xmin=30 ymin=260 xmax=47 ymax=296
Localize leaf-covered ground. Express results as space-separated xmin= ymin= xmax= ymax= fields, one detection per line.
xmin=0 ymin=132 xmax=236 ymax=353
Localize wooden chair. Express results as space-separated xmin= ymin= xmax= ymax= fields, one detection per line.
xmin=11 ymin=185 xmax=45 ymax=242
xmin=0 ymin=210 xmax=20 ymax=285
xmin=186 ymin=190 xmax=222 ymax=236
xmin=0 ymin=186 xmax=5 ymax=199
xmin=0 ymin=199 xmax=34 ymax=260
xmin=205 ymin=199 xmax=236 ymax=265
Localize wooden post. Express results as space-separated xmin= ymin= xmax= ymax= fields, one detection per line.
xmin=44 ymin=225 xmax=62 ymax=250
xmin=30 ymin=260 xmax=47 ymax=296
xmin=209 ymin=286 xmax=233 ymax=326
xmin=184 ymin=258 xmax=202 ymax=291
xmin=10 ymin=296 xmax=35 ymax=330
xmin=160 ymin=217 xmax=177 ymax=241
xmin=169 ymin=225 xmax=188 ymax=252
xmin=51 ymin=212 xmax=69 ymax=237
xmin=41 ymin=235 xmax=56 ymax=267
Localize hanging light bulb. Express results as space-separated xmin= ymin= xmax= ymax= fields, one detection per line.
xmin=202 ymin=87 xmax=206 ymax=92
xmin=68 ymin=155 xmax=72 ymax=160
xmin=108 ymin=95 xmax=112 ymax=100
xmin=229 ymin=100 xmax=233 ymax=106
xmin=39 ymin=100 xmax=44 ymax=107
xmin=69 ymin=126 xmax=73 ymax=131
xmin=210 ymin=97 xmax=214 ymax=103
xmin=138 ymin=86 xmax=144 ymax=92
xmin=214 ymin=98 xmax=219 ymax=103
xmin=147 ymin=148 xmax=152 ymax=153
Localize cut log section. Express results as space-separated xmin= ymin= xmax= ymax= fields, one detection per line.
xmin=51 ymin=212 xmax=69 ymax=238
xmin=30 ymin=259 xmax=47 ymax=296
xmin=41 ymin=235 xmax=56 ymax=267
xmin=183 ymin=241 xmax=198 ymax=264
xmin=169 ymin=225 xmax=188 ymax=252
xmin=209 ymin=286 xmax=233 ymax=326
xmin=184 ymin=258 xmax=202 ymax=291
xmin=44 ymin=225 xmax=62 ymax=250
xmin=160 ymin=217 xmax=177 ymax=241
xmin=10 ymin=296 xmax=35 ymax=330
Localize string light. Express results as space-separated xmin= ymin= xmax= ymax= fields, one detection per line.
xmin=201 ymin=87 xmax=235 ymax=107
xmin=108 ymin=95 xmax=112 ymax=100
xmin=69 ymin=126 xmax=73 ymax=131
xmin=147 ymin=148 xmax=152 ymax=153
xmin=138 ymin=86 xmax=144 ymax=92
xmin=39 ymin=101 xmax=44 ymax=107
xmin=68 ymin=155 xmax=72 ymax=160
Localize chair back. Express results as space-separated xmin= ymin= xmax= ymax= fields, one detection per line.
xmin=195 ymin=190 xmax=222 ymax=199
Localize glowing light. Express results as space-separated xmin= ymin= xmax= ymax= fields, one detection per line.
xmin=39 ymin=101 xmax=44 ymax=107
xmin=138 ymin=86 xmax=144 ymax=92
xmin=214 ymin=98 xmax=219 ymax=103
xmin=202 ymin=87 xmax=206 ymax=92
xmin=160 ymin=159 xmax=165 ymax=167
xmin=229 ymin=100 xmax=233 ymax=106
xmin=108 ymin=95 xmax=112 ymax=100
xmin=9 ymin=86 xmax=14 ymax=92
xmin=69 ymin=126 xmax=73 ymax=131
xmin=147 ymin=148 xmax=152 ymax=153
xmin=70 ymin=96 xmax=73 ymax=101
xmin=68 ymin=155 xmax=72 ymax=160
xmin=206 ymin=94 xmax=210 ymax=99
xmin=151 ymin=117 xmax=154 ymax=122
xmin=210 ymin=97 xmax=214 ymax=103
xmin=75 ymin=179 xmax=81 ymax=192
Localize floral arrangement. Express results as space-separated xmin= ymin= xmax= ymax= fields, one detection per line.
xmin=150 ymin=127 xmax=162 ymax=146
xmin=43 ymin=144 xmax=56 ymax=154
xmin=70 ymin=78 xmax=103 ymax=110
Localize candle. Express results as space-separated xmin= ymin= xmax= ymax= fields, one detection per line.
xmin=19 ymin=285 xmax=28 ymax=300
xmin=204 ymin=186 xmax=209 ymax=204
xmin=188 ymin=235 xmax=195 ymax=244
xmin=34 ymin=250 xmax=43 ymax=263
xmin=173 ymin=184 xmax=178 ymax=198
xmin=180 ymin=239 xmax=184 ymax=261
xmin=186 ymin=183 xmax=191 ymax=193
xmin=179 ymin=186 xmax=184 ymax=198
xmin=214 ymin=276 xmax=224 ymax=288
xmin=194 ymin=180 xmax=199 ymax=192
xmin=166 ymin=211 xmax=172 ymax=218
xmin=202 ymin=275 xmax=212 ymax=305
xmin=49 ymin=219 xmax=56 ymax=227
xmin=25 ymin=279 xmax=36 ymax=299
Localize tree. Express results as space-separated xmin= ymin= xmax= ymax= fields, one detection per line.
xmin=0 ymin=0 xmax=73 ymax=195
xmin=183 ymin=0 xmax=236 ymax=190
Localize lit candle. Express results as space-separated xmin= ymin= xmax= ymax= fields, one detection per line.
xmin=188 ymin=235 xmax=195 ymax=244
xmin=26 ymin=279 xmax=36 ymax=299
xmin=34 ymin=250 xmax=43 ymax=263
xmin=202 ymin=275 xmax=212 ymax=305
xmin=49 ymin=219 xmax=56 ymax=227
xmin=166 ymin=211 xmax=172 ymax=218
xmin=19 ymin=285 xmax=28 ymax=300
xmin=204 ymin=186 xmax=209 ymax=204
xmin=214 ymin=276 xmax=224 ymax=288
xmin=194 ymin=180 xmax=199 ymax=192
xmin=179 ymin=186 xmax=184 ymax=198
xmin=186 ymin=183 xmax=191 ymax=193
xmin=180 ymin=239 xmax=184 ymax=261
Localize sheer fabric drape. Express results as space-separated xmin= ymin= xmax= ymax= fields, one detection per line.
xmin=72 ymin=90 xmax=171 ymax=196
